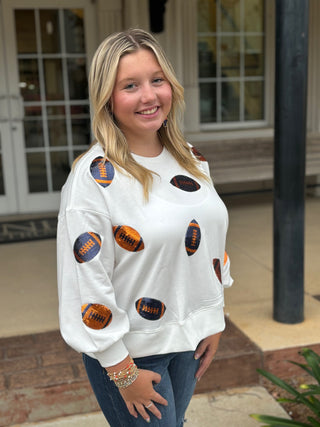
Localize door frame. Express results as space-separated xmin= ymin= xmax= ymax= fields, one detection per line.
xmin=0 ymin=1 xmax=19 ymax=214
xmin=0 ymin=0 xmax=97 ymax=214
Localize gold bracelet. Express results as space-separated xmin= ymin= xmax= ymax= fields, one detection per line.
xmin=107 ymin=359 xmax=139 ymax=389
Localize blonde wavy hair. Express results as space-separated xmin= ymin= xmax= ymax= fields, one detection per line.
xmin=79 ymin=28 xmax=208 ymax=199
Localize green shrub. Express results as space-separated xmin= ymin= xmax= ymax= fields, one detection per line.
xmin=250 ymin=348 xmax=320 ymax=426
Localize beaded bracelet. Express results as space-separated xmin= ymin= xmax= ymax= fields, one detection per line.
xmin=107 ymin=359 xmax=139 ymax=389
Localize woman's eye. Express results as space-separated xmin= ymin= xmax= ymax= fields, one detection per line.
xmin=124 ymin=83 xmax=136 ymax=90
xmin=153 ymin=78 xmax=163 ymax=84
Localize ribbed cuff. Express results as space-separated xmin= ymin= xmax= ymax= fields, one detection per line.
xmin=94 ymin=339 xmax=129 ymax=367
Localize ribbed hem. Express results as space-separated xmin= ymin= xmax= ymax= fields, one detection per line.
xmin=124 ymin=304 xmax=226 ymax=358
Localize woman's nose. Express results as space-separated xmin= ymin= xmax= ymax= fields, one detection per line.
xmin=141 ymin=83 xmax=156 ymax=103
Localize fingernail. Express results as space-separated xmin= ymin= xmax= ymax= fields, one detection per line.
xmin=146 ymin=418 xmax=150 ymax=423
xmin=194 ymin=354 xmax=199 ymax=360
xmin=197 ymin=376 xmax=201 ymax=382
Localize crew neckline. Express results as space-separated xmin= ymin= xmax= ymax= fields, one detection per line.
xmin=131 ymin=146 xmax=167 ymax=161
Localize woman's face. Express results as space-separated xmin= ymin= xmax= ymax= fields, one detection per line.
xmin=111 ymin=49 xmax=172 ymax=144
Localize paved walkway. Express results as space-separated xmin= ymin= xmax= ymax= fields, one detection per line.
xmin=1 ymin=193 xmax=319 ymax=426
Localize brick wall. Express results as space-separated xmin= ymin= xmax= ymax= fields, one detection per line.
xmin=0 ymin=331 xmax=98 ymax=426
xmin=0 ymin=319 xmax=264 ymax=426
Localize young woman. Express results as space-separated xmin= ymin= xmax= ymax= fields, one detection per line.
xmin=57 ymin=28 xmax=233 ymax=426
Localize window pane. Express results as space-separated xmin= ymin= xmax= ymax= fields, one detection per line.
xmin=245 ymin=0 xmax=264 ymax=32
xmin=64 ymin=9 xmax=85 ymax=53
xmin=73 ymin=150 xmax=85 ymax=160
xmin=200 ymin=83 xmax=216 ymax=123
xmin=70 ymin=104 xmax=89 ymax=115
xmin=48 ymin=119 xmax=67 ymax=146
xmin=47 ymin=105 xmax=66 ymax=116
xmin=51 ymin=151 xmax=70 ymax=191
xmin=27 ymin=153 xmax=48 ymax=192
xmin=72 ymin=118 xmax=91 ymax=146
xmin=198 ymin=0 xmax=217 ymax=32
xmin=15 ymin=10 xmax=36 ymax=53
xmin=40 ymin=10 xmax=61 ymax=53
xmin=245 ymin=36 xmax=264 ymax=76
xmin=198 ymin=37 xmax=216 ymax=78
xmin=18 ymin=59 xmax=40 ymax=102
xmin=67 ymin=58 xmax=88 ymax=100
xmin=25 ymin=106 xmax=42 ymax=117
xmin=24 ymin=120 xmax=44 ymax=148
xmin=221 ymin=36 xmax=240 ymax=77
xmin=222 ymin=81 xmax=240 ymax=122
xmin=221 ymin=0 xmax=240 ymax=33
xmin=245 ymin=81 xmax=264 ymax=120
xmin=44 ymin=59 xmax=64 ymax=100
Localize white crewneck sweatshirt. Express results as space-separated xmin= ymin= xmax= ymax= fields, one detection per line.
xmin=57 ymin=142 xmax=233 ymax=367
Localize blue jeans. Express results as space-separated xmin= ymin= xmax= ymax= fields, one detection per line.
xmin=82 ymin=351 xmax=200 ymax=427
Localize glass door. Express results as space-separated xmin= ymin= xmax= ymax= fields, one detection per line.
xmin=1 ymin=0 xmax=96 ymax=213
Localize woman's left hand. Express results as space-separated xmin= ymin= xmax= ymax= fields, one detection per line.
xmin=194 ymin=332 xmax=222 ymax=381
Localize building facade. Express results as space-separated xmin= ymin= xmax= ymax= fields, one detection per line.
xmin=0 ymin=0 xmax=319 ymax=215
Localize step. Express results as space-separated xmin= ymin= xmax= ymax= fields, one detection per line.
xmin=1 ymin=317 xmax=318 ymax=426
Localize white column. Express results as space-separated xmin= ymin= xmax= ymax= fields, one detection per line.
xmin=265 ymin=0 xmax=275 ymax=128
xmin=179 ymin=0 xmax=200 ymax=133
xmin=96 ymin=0 xmax=123 ymax=41
xmin=307 ymin=0 xmax=320 ymax=133
xmin=124 ymin=0 xmax=149 ymax=30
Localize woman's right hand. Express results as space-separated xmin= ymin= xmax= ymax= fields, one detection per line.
xmin=119 ymin=368 xmax=168 ymax=422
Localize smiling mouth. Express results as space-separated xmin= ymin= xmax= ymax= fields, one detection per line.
xmin=137 ymin=107 xmax=158 ymax=115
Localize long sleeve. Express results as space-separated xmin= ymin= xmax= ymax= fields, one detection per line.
xmin=57 ymin=151 xmax=130 ymax=367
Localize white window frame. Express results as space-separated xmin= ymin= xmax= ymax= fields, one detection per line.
xmin=197 ymin=0 xmax=275 ymax=132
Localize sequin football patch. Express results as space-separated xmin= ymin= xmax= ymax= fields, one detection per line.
xmin=73 ymin=232 xmax=102 ymax=263
xmin=191 ymin=146 xmax=206 ymax=161
xmin=113 ymin=225 xmax=144 ymax=252
xmin=90 ymin=156 xmax=114 ymax=188
xmin=170 ymin=175 xmax=201 ymax=192
xmin=81 ymin=303 xmax=112 ymax=329
xmin=213 ymin=258 xmax=222 ymax=283
xmin=185 ymin=219 xmax=201 ymax=256
xmin=135 ymin=297 xmax=166 ymax=321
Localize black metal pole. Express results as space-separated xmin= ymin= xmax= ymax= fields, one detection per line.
xmin=273 ymin=0 xmax=309 ymax=324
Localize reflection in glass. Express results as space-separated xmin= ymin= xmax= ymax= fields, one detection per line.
xmin=47 ymin=105 xmax=66 ymax=116
xmin=221 ymin=0 xmax=240 ymax=32
xmin=70 ymin=104 xmax=89 ymax=115
xmin=200 ymin=83 xmax=216 ymax=123
xmin=198 ymin=0 xmax=217 ymax=32
xmin=24 ymin=120 xmax=44 ymax=148
xmin=72 ymin=119 xmax=91 ymax=146
xmin=245 ymin=0 xmax=264 ymax=32
xmin=245 ymin=81 xmax=264 ymax=120
xmin=64 ymin=9 xmax=85 ymax=53
xmin=27 ymin=153 xmax=48 ymax=193
xmin=245 ymin=36 xmax=264 ymax=76
xmin=48 ymin=119 xmax=67 ymax=146
xmin=73 ymin=150 xmax=84 ymax=160
xmin=67 ymin=58 xmax=88 ymax=100
xmin=0 ymin=154 xmax=4 ymax=195
xmin=51 ymin=151 xmax=70 ymax=191
xmin=221 ymin=36 xmax=240 ymax=77
xmin=198 ymin=37 xmax=216 ymax=78
xmin=25 ymin=106 xmax=42 ymax=117
xmin=222 ymin=81 xmax=240 ymax=122
xmin=40 ymin=10 xmax=60 ymax=53
xmin=44 ymin=59 xmax=64 ymax=100
xmin=18 ymin=59 xmax=40 ymax=102
xmin=15 ymin=10 xmax=36 ymax=53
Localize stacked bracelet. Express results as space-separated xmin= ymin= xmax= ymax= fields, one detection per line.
xmin=107 ymin=359 xmax=139 ymax=389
